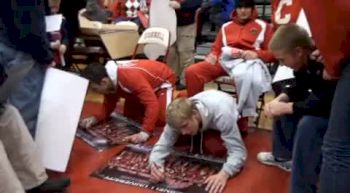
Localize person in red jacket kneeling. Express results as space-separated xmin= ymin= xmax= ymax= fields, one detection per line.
xmin=80 ymin=59 xmax=176 ymax=143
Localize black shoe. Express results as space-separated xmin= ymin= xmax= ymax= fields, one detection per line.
xmin=176 ymin=83 xmax=186 ymax=90
xmin=28 ymin=177 xmax=70 ymax=193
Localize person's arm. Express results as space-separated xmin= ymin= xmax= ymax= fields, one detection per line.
xmin=217 ymin=118 xmax=247 ymax=177
xmin=208 ymin=28 xmax=224 ymax=58
xmin=255 ymin=23 xmax=276 ymax=63
xmin=149 ymin=125 xmax=180 ymax=166
xmin=0 ymin=0 xmax=53 ymax=65
xmin=93 ymin=93 xmax=119 ymax=121
xmin=119 ymin=72 xmax=159 ymax=133
xmin=292 ymin=81 xmax=337 ymax=116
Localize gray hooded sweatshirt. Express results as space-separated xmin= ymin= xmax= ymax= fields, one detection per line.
xmin=149 ymin=90 xmax=247 ymax=176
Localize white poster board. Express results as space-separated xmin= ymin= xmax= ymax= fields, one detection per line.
xmin=296 ymin=9 xmax=312 ymax=37
xmin=144 ymin=0 xmax=177 ymax=59
xmin=35 ymin=68 xmax=88 ymax=172
xmin=45 ymin=14 xmax=63 ymax=32
xmin=273 ymin=65 xmax=295 ymax=83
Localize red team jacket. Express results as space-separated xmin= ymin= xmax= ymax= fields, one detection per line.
xmin=271 ymin=0 xmax=302 ymax=29
xmin=95 ymin=60 xmax=175 ymax=133
xmin=209 ymin=9 xmax=275 ymax=63
xmin=301 ymin=0 xmax=350 ymax=77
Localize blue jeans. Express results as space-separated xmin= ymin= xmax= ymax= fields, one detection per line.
xmin=320 ymin=63 xmax=350 ymax=193
xmin=9 ymin=64 xmax=45 ymax=137
xmin=0 ymin=43 xmax=45 ymax=137
xmin=272 ymin=114 xmax=299 ymax=160
xmin=291 ymin=116 xmax=328 ymax=193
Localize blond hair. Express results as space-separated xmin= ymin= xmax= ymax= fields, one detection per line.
xmin=269 ymin=23 xmax=313 ymax=53
xmin=166 ymin=98 xmax=196 ymax=129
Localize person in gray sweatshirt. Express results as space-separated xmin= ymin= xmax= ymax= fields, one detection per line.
xmin=149 ymin=90 xmax=247 ymax=193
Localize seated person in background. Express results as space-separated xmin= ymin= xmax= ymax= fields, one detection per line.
xmin=109 ymin=0 xmax=150 ymax=26
xmin=45 ymin=0 xmax=69 ymax=67
xmin=80 ymin=60 xmax=176 ymax=144
xmin=185 ymin=0 xmax=274 ymax=135
xmin=83 ymin=0 xmax=112 ymax=23
xmin=0 ymin=64 xmax=70 ymax=193
xmin=258 ymin=24 xmax=337 ymax=193
xmin=149 ymin=90 xmax=247 ymax=193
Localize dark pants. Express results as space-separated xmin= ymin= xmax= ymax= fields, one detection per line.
xmin=272 ymin=114 xmax=299 ymax=160
xmin=291 ymin=116 xmax=328 ymax=193
xmin=320 ymin=63 xmax=350 ymax=193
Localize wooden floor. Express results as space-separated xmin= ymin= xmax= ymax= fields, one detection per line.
xmin=50 ymin=100 xmax=290 ymax=193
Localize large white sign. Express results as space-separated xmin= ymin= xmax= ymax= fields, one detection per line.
xmin=144 ymin=0 xmax=177 ymax=60
xmin=35 ymin=68 xmax=88 ymax=172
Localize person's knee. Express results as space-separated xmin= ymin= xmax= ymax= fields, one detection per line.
xmin=232 ymin=71 xmax=249 ymax=82
xmin=298 ymin=116 xmax=327 ymax=132
xmin=185 ymin=64 xmax=199 ymax=78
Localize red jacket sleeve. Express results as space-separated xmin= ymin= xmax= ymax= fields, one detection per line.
xmin=119 ymin=71 xmax=159 ymax=133
xmin=301 ymin=0 xmax=350 ymax=77
xmin=209 ymin=28 xmax=224 ymax=57
xmin=256 ymin=23 xmax=276 ymax=63
xmin=94 ymin=93 xmax=119 ymax=121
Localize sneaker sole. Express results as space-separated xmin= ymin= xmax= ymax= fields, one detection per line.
xmin=257 ymin=159 xmax=291 ymax=172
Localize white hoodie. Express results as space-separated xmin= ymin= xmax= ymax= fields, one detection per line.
xmin=149 ymin=90 xmax=247 ymax=176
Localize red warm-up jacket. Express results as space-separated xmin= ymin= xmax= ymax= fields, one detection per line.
xmin=209 ymin=9 xmax=275 ymax=63
xmin=301 ymin=0 xmax=350 ymax=77
xmin=95 ymin=59 xmax=175 ymax=133
xmin=271 ymin=0 xmax=302 ymax=28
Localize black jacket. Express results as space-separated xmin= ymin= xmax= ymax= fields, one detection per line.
xmin=285 ymin=59 xmax=337 ymax=118
xmin=176 ymin=0 xmax=202 ymax=26
xmin=0 ymin=0 xmax=53 ymax=65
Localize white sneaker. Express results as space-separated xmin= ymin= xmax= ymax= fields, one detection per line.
xmin=257 ymin=152 xmax=292 ymax=172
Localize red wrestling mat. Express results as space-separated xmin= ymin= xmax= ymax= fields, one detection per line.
xmin=92 ymin=145 xmax=224 ymax=193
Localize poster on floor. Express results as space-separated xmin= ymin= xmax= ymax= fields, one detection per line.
xmin=76 ymin=113 xmax=141 ymax=151
xmin=35 ymin=68 xmax=88 ymax=172
xmin=93 ymin=145 xmax=224 ymax=193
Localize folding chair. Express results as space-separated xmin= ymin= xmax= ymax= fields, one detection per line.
xmin=131 ymin=27 xmax=171 ymax=62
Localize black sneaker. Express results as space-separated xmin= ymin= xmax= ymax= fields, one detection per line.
xmin=28 ymin=177 xmax=71 ymax=193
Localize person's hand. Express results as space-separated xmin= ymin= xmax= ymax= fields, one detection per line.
xmin=221 ymin=46 xmax=242 ymax=59
xmin=310 ymin=49 xmax=324 ymax=63
xmin=59 ymin=44 xmax=67 ymax=54
xmin=204 ymin=170 xmax=229 ymax=193
xmin=205 ymin=53 xmax=218 ymax=65
xmin=264 ymin=100 xmax=293 ymax=117
xmin=49 ymin=61 xmax=56 ymax=67
xmin=123 ymin=131 xmax=150 ymax=143
xmin=323 ymin=69 xmax=339 ymax=80
xmin=50 ymin=40 xmax=61 ymax=50
xmin=79 ymin=116 xmax=98 ymax=129
xmin=241 ymin=50 xmax=258 ymax=60
xmin=169 ymin=1 xmax=181 ymax=9
xmin=150 ymin=162 xmax=165 ymax=183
